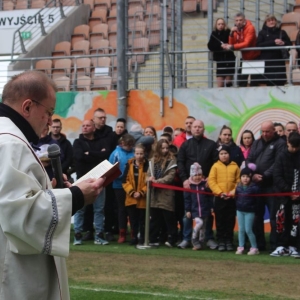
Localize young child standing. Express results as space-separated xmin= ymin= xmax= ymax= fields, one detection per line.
xmin=122 ymin=144 xmax=149 ymax=245
xmin=235 ymin=166 xmax=260 ymax=255
xmin=109 ymin=134 xmax=135 ymax=243
xmin=184 ymin=163 xmax=211 ymax=250
xmin=208 ymin=145 xmax=240 ymax=251
xmin=147 ymin=139 xmax=177 ymax=247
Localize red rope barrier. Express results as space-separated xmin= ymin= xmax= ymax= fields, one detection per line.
xmin=150 ymin=182 xmax=300 ymax=197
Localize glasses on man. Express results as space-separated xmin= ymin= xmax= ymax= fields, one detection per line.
xmin=31 ymin=99 xmax=55 ymax=117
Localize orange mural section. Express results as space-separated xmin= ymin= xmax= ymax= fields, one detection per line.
xmin=85 ymin=91 xmax=118 ymax=120
xmin=127 ymin=91 xmax=189 ymax=128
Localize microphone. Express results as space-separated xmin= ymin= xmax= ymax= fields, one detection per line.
xmin=48 ymin=144 xmax=64 ymax=189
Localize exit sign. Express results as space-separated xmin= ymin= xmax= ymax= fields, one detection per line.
xmin=21 ymin=32 xmax=31 ymax=40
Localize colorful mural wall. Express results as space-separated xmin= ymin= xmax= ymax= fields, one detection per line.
xmin=55 ymin=86 xmax=300 ymax=144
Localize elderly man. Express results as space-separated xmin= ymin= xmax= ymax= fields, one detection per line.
xmin=247 ymin=121 xmax=286 ymax=251
xmin=0 ymin=71 xmax=105 ymax=299
xmin=177 ymin=120 xmax=218 ymax=249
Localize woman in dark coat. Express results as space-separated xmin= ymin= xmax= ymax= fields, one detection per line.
xmin=253 ymin=14 xmax=292 ymax=86
xmin=207 ymin=18 xmax=236 ymax=87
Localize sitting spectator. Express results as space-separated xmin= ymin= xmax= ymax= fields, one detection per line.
xmin=252 ymin=14 xmax=291 ymax=86
xmin=207 ymin=18 xmax=236 ymax=87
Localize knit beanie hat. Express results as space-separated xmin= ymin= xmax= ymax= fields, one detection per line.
xmin=240 ymin=167 xmax=253 ymax=178
xmin=130 ymin=124 xmax=143 ymax=133
xmin=189 ymin=163 xmax=203 ymax=184
xmin=218 ymin=144 xmax=230 ymax=154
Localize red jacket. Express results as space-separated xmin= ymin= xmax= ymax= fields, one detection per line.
xmin=229 ymin=20 xmax=260 ymax=60
xmin=173 ymin=132 xmax=187 ymax=148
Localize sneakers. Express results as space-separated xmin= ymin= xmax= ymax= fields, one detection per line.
xmin=82 ymin=231 xmax=94 ymax=241
xmin=289 ymin=246 xmax=300 ymax=257
xmin=270 ymin=246 xmax=290 ymax=257
xmin=235 ymin=247 xmax=244 ymax=255
xmin=226 ymin=243 xmax=234 ymax=251
xmin=105 ymin=232 xmax=115 ymax=242
xmin=73 ymin=233 xmax=83 ymax=245
xmin=218 ymin=243 xmax=226 ymax=252
xmin=165 ymin=241 xmax=175 ymax=248
xmin=206 ymin=239 xmax=218 ymax=250
xmin=94 ymin=232 xmax=109 ymax=245
xmin=177 ymin=240 xmax=191 ymax=249
xmin=192 ymin=238 xmax=201 ymax=250
xmin=247 ymin=247 xmax=259 ymax=255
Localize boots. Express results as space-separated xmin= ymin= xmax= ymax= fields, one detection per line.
xmin=118 ymin=229 xmax=126 ymax=243
xmin=129 ymin=230 xmax=138 ymax=245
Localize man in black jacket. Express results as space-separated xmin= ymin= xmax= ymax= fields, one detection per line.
xmin=247 ymin=120 xmax=286 ymax=251
xmin=271 ymin=132 xmax=300 ymax=257
xmin=73 ymin=120 xmax=111 ymax=245
xmin=49 ymin=118 xmax=74 ymax=178
xmin=177 ymin=120 xmax=218 ymax=249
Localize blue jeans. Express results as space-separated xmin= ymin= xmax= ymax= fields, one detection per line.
xmin=74 ymin=189 xmax=106 ymax=235
xmin=237 ymin=210 xmax=257 ymax=248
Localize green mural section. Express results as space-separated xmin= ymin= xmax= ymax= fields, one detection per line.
xmin=55 ymin=92 xmax=77 ymax=118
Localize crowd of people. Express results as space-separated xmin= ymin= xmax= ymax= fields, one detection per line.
xmin=207 ymin=12 xmax=292 ymax=87
xmin=44 ymin=107 xmax=300 ymax=258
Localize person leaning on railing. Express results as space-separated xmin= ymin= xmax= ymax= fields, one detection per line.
xmin=207 ymin=18 xmax=236 ymax=88
xmin=251 ymin=14 xmax=292 ymax=87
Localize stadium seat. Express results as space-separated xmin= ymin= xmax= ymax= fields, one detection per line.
xmin=200 ymin=0 xmax=216 ymax=11
xmin=90 ymin=23 xmax=108 ymax=44
xmin=183 ymin=0 xmax=197 ymax=13
xmin=107 ymin=7 xmax=117 ymax=30
xmin=89 ymin=9 xmax=107 ymax=30
xmin=280 ymin=12 xmax=300 ymax=37
xmin=90 ymin=39 xmax=110 ymax=55
xmin=108 ymin=28 xmax=117 ymax=50
xmin=61 ymin=0 xmax=77 ymax=6
xmin=110 ymin=0 xmax=116 ymax=10
xmin=72 ymin=57 xmax=91 ymax=78
xmin=91 ymin=56 xmax=111 ymax=69
xmin=292 ymin=69 xmax=300 ymax=85
xmin=52 ymin=41 xmax=71 ymax=64
xmin=3 ymin=1 xmax=14 ymax=10
xmin=128 ymin=20 xmax=146 ymax=46
xmin=94 ymin=0 xmax=111 ymax=10
xmin=35 ymin=59 xmax=53 ymax=75
xmin=128 ymin=6 xmax=144 ymax=27
xmin=91 ymin=75 xmax=112 ymax=90
xmin=15 ymin=0 xmax=28 ymax=9
xmin=71 ymin=25 xmax=90 ymax=47
xmin=52 ymin=59 xmax=72 ymax=79
xmin=54 ymin=76 xmax=71 ymax=91
xmin=147 ymin=19 xmax=160 ymax=46
xmin=71 ymin=40 xmax=90 ymax=55
xmin=83 ymin=0 xmax=94 ymax=9
xmin=131 ymin=37 xmax=149 ymax=64
xmin=128 ymin=0 xmax=146 ymax=10
xmin=31 ymin=0 xmax=45 ymax=8
xmin=294 ymin=5 xmax=300 ymax=13
xmin=76 ymin=75 xmax=91 ymax=91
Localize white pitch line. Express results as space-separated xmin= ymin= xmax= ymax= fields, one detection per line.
xmin=70 ymin=286 xmax=222 ymax=300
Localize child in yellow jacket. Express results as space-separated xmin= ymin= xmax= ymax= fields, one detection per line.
xmin=122 ymin=144 xmax=149 ymax=245
xmin=208 ymin=145 xmax=240 ymax=252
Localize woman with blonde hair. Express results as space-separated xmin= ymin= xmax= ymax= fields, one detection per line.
xmin=207 ymin=18 xmax=236 ymax=87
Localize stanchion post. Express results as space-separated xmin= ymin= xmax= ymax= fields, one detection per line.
xmin=144 ymin=180 xmax=151 ymax=245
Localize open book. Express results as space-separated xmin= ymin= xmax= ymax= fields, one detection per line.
xmin=73 ymin=160 xmax=121 ymax=187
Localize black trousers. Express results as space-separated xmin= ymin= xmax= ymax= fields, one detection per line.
xmin=83 ymin=204 xmax=94 ymax=232
xmin=253 ymin=186 xmax=278 ymax=251
xmin=276 ymin=199 xmax=300 ymax=249
xmin=127 ymin=205 xmax=146 ymax=241
xmin=214 ymin=197 xmax=236 ymax=243
xmin=114 ymin=188 xmax=128 ymax=230
xmin=150 ymin=207 xmax=177 ymax=244
xmin=104 ymin=183 xmax=118 ymax=233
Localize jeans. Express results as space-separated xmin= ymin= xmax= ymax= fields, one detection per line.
xmin=237 ymin=210 xmax=257 ymax=248
xmin=74 ymin=189 xmax=106 ymax=235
